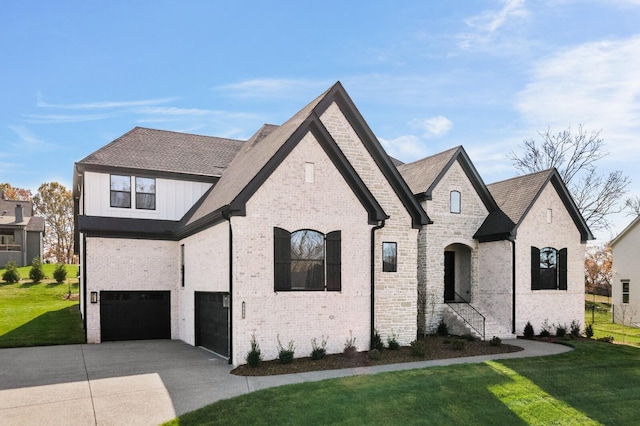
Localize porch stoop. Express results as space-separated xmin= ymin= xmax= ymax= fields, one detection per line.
xmin=443 ymin=305 xmax=516 ymax=340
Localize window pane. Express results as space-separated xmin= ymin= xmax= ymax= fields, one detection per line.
xmin=111 ymin=175 xmax=130 ymax=191
xmin=540 ymin=248 xmax=557 ymax=269
xmin=136 ymin=193 xmax=156 ymax=210
xmin=291 ymin=260 xmax=324 ymax=290
xmin=450 ymin=191 xmax=461 ymax=214
xmin=136 ymin=177 xmax=155 ymax=194
xmin=110 ymin=191 xmax=131 ymax=208
xmin=291 ymin=230 xmax=324 ymax=261
xmin=382 ymin=242 xmax=397 ymax=272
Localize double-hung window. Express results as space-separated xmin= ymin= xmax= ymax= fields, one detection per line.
xmin=135 ymin=177 xmax=156 ymax=210
xmin=531 ymin=246 xmax=567 ymax=290
xmin=110 ymin=175 xmax=131 ymax=208
xmin=274 ymin=228 xmax=341 ymax=291
xmin=622 ymin=280 xmax=630 ymax=304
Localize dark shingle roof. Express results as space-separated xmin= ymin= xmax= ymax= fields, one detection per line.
xmin=397 ymin=146 xmax=459 ymax=195
xmin=78 ymin=127 xmax=245 ymax=177
xmin=488 ymin=169 xmax=554 ymax=225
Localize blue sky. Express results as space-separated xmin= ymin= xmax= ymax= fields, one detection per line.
xmin=1 ymin=0 xmax=639 ymax=240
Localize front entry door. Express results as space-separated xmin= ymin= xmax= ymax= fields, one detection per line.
xmin=444 ymin=251 xmax=455 ymax=302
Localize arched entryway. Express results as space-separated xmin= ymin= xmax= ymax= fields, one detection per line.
xmin=444 ymin=243 xmax=472 ymax=302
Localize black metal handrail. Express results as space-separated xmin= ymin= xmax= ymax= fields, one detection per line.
xmin=446 ymin=291 xmax=485 ymax=340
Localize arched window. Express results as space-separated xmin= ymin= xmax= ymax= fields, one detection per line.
xmin=531 ymin=246 xmax=567 ymax=290
xmin=274 ymin=228 xmax=341 ymax=291
xmin=450 ymin=190 xmax=461 ymax=214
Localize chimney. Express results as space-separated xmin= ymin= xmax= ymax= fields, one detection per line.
xmin=15 ymin=204 xmax=23 ymax=223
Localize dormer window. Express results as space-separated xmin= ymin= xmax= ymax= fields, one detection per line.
xmin=450 ymin=190 xmax=461 ymax=214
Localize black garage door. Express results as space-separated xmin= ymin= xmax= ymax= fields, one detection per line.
xmin=100 ymin=291 xmax=170 ymax=341
xmin=195 ymin=292 xmax=229 ymax=357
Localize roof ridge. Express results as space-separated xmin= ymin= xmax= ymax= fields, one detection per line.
xmin=488 ymin=168 xmax=554 ymax=187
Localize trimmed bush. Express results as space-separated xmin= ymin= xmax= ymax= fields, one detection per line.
xmin=343 ymin=331 xmax=358 ymax=358
xmin=585 ymin=323 xmax=594 ymax=339
xmin=539 ymin=319 xmax=551 ymax=337
xmin=53 ymin=263 xmax=68 ymax=283
xmin=277 ymin=335 xmax=295 ymax=364
xmin=29 ymin=257 xmax=45 ymax=283
xmin=387 ymin=331 xmax=400 ymax=350
xmin=437 ymin=320 xmax=449 ymax=337
xmin=570 ymin=320 xmax=581 ymax=337
xmin=489 ymin=336 xmax=502 ymax=347
xmin=524 ymin=321 xmax=535 ymax=339
xmin=368 ymin=348 xmax=382 ymax=361
xmin=555 ymin=323 xmax=567 ymax=338
xmin=246 ymin=334 xmax=262 ymax=367
xmin=371 ymin=329 xmax=384 ymax=351
xmin=2 ymin=260 xmax=20 ymax=283
xmin=310 ymin=336 xmax=327 ymax=360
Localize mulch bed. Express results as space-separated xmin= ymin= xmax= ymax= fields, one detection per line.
xmin=231 ymin=335 xmax=523 ymax=376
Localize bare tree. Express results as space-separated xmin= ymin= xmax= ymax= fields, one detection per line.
xmin=584 ymin=244 xmax=612 ymax=298
xmin=509 ymin=125 xmax=630 ymax=232
xmin=33 ymin=182 xmax=74 ymax=264
xmin=624 ymin=195 xmax=640 ymax=217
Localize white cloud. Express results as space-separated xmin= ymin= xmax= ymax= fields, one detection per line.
xmin=36 ymin=95 xmax=176 ymax=110
xmin=458 ymin=0 xmax=529 ymax=50
xmin=411 ymin=116 xmax=453 ymax=138
xmin=379 ymin=135 xmax=429 ymax=161
xmin=516 ymin=36 xmax=640 ymax=159
xmin=23 ymin=113 xmax=119 ymax=124
xmin=214 ymin=78 xmax=332 ymax=99
xmin=7 ymin=125 xmax=54 ymax=152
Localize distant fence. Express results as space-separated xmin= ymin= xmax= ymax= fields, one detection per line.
xmin=587 ymin=304 xmax=612 ymax=324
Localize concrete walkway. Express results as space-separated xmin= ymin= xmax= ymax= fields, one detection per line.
xmin=0 ymin=339 xmax=571 ymax=426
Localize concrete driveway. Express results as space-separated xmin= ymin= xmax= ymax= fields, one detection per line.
xmin=0 ymin=339 xmax=571 ymax=425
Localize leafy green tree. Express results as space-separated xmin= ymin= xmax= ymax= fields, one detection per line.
xmin=33 ymin=182 xmax=74 ymax=263
xmin=29 ymin=257 xmax=45 ymax=282
xmin=53 ymin=263 xmax=67 ymax=284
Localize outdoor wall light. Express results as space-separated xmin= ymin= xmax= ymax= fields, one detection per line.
xmin=90 ymin=292 xmax=98 ymax=303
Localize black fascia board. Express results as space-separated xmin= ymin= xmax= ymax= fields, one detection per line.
xmin=322 ymin=83 xmax=430 ymax=228
xmin=78 ymin=215 xmax=179 ymax=240
xmin=549 ymin=172 xmax=594 ymax=242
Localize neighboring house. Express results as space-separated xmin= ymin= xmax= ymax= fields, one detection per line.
xmin=610 ymin=216 xmax=640 ymax=326
xmin=0 ymin=192 xmax=45 ymax=267
xmin=398 ymin=148 xmax=593 ymax=338
xmin=74 ymin=82 xmax=592 ymax=365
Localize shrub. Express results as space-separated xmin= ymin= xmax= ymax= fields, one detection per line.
xmin=368 ymin=348 xmax=382 ymax=361
xmin=371 ymin=329 xmax=384 ymax=351
xmin=464 ymin=333 xmax=477 ymax=342
xmin=523 ymin=321 xmax=535 ymax=339
xmin=343 ymin=331 xmax=358 ymax=358
xmin=29 ymin=257 xmax=45 ymax=283
xmin=489 ymin=336 xmax=502 ymax=347
xmin=53 ymin=263 xmax=67 ymax=283
xmin=570 ymin=320 xmax=581 ymax=337
xmin=555 ymin=323 xmax=567 ymax=338
xmin=246 ymin=334 xmax=262 ymax=367
xmin=597 ymin=336 xmax=614 ymax=343
xmin=539 ymin=319 xmax=551 ymax=337
xmin=585 ymin=323 xmax=594 ymax=339
xmin=277 ymin=335 xmax=295 ymax=364
xmin=310 ymin=336 xmax=327 ymax=360
xmin=2 ymin=260 xmax=20 ymax=283
xmin=387 ymin=331 xmax=400 ymax=350
xmin=437 ymin=320 xmax=449 ymax=337
xmin=410 ymin=339 xmax=426 ymax=357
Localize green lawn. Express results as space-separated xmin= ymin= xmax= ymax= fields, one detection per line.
xmin=585 ymin=294 xmax=640 ymax=346
xmin=165 ymin=340 xmax=638 ymax=425
xmin=0 ymin=264 xmax=84 ymax=348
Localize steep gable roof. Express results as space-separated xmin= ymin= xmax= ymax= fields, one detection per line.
xmin=397 ymin=146 xmax=498 ymax=211
xmin=475 ymin=169 xmax=593 ymax=242
xmin=180 ymin=82 xmax=429 ymax=236
xmin=77 ymin=127 xmax=244 ymax=177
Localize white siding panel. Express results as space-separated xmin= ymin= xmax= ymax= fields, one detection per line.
xmin=83 ymin=171 xmax=211 ymax=220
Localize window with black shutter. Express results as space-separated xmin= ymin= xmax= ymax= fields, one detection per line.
xmin=273 ymin=227 xmax=341 ymax=291
xmin=531 ymin=246 xmax=568 ymax=290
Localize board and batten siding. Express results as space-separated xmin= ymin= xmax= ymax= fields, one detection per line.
xmin=83 ymin=171 xmax=211 ymax=220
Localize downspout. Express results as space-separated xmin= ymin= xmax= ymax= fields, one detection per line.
xmin=82 ymin=234 xmax=88 ymax=342
xmin=370 ymin=220 xmax=385 ymax=349
xmin=511 ymin=239 xmax=516 ymax=334
xmin=223 ymin=211 xmax=233 ymax=365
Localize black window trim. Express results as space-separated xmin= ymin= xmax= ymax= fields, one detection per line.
xmin=382 ymin=241 xmax=397 ymax=273
xmin=135 ymin=176 xmax=156 ymax=210
xmin=531 ymin=246 xmax=567 ymax=291
xmin=110 ymin=174 xmax=131 ymax=209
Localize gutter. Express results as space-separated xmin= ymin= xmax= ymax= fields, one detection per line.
xmin=370 ymin=220 xmax=385 ymax=349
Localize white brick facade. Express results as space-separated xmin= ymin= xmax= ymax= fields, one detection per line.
xmin=84 ymin=237 xmax=179 ymax=343
xmin=514 ymin=184 xmax=586 ymax=334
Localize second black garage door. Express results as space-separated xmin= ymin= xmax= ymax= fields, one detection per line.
xmin=195 ymin=292 xmax=230 ymax=357
xmin=100 ymin=291 xmax=170 ymax=341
